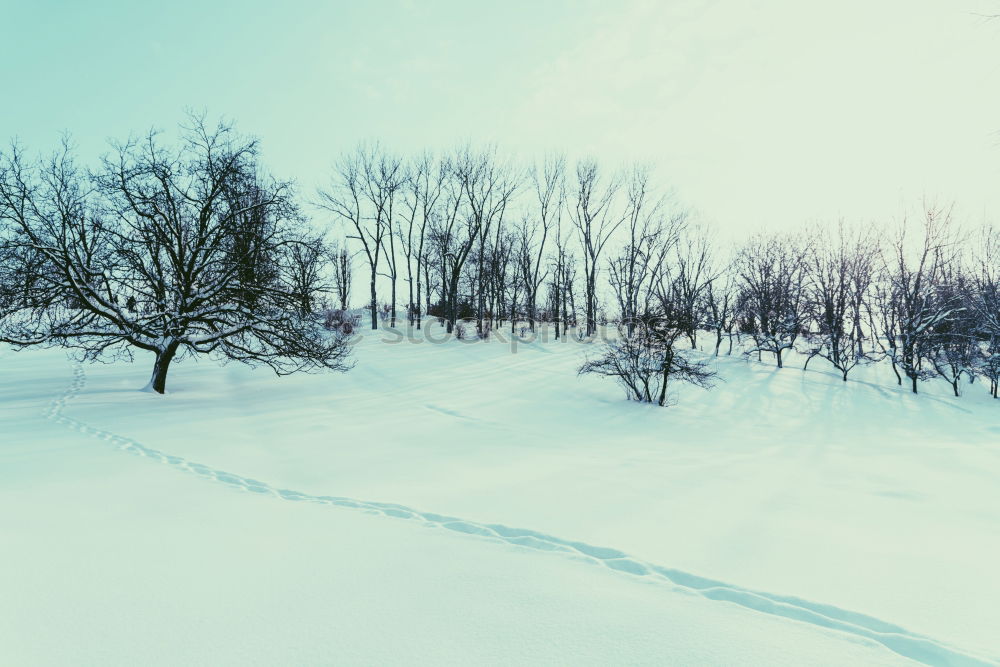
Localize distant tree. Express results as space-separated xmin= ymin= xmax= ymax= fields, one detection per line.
xmin=870 ymin=206 xmax=961 ymax=393
xmin=429 ymin=156 xmax=474 ymax=333
xmin=487 ymin=226 xmax=516 ymax=335
xmin=318 ymin=143 xmax=402 ymax=330
xmin=330 ymin=242 xmax=352 ymax=311
xmin=518 ymin=155 xmax=562 ymax=332
xmin=672 ymin=223 xmax=715 ymax=349
xmin=801 ymin=223 xmax=878 ymax=380
xmin=285 ymin=234 xmax=330 ymax=317
xmin=547 ymin=211 xmax=578 ymax=339
xmin=0 ymin=116 xmax=352 ymax=393
xmin=379 ymin=172 xmax=403 ymax=328
xmin=570 ymin=160 xmax=624 ymax=337
xmin=433 ymin=147 xmax=517 ymax=335
xmin=461 ymin=149 xmax=518 ymax=337
xmin=580 ymin=276 xmax=715 ymax=407
xmin=703 ymin=250 xmax=738 ymax=356
xmin=607 ymin=166 xmax=684 ymax=337
xmin=925 ymin=266 xmax=979 ymax=396
xmin=399 ymin=152 xmax=446 ymax=327
xmin=735 ymin=234 xmax=809 ymax=368
xmin=970 ymin=226 xmax=1000 ymax=397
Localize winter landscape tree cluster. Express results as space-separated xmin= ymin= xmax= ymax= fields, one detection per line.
xmin=315 ymin=143 xmax=999 ymax=404
xmin=2 ymin=119 xmax=999 ymax=403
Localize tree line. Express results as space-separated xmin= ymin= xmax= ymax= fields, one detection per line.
xmin=316 ymin=143 xmax=999 ymax=405
xmin=1 ymin=116 xmax=998 ymax=404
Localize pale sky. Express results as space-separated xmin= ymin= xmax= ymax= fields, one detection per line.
xmin=3 ymin=0 xmax=998 ymax=236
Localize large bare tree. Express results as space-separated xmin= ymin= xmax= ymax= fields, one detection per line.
xmin=0 ymin=116 xmax=352 ymax=393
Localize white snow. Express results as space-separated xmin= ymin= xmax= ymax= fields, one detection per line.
xmin=2 ymin=325 xmax=998 ymax=666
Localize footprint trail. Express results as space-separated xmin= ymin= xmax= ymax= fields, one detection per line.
xmin=44 ymin=364 xmax=997 ymax=667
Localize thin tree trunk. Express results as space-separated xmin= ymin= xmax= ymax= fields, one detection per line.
xmin=424 ymin=263 xmax=431 ymax=329
xmin=658 ymin=349 xmax=672 ymax=407
xmin=390 ymin=281 xmax=397 ymax=328
xmin=407 ymin=265 xmax=414 ymax=325
xmin=369 ymin=272 xmax=377 ymax=330
xmin=415 ymin=268 xmax=422 ymax=328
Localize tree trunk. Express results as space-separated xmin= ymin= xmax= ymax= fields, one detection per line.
xmin=369 ymin=271 xmax=377 ymax=330
xmin=447 ymin=279 xmax=458 ymax=334
xmin=390 ymin=281 xmax=397 ymax=328
xmin=658 ymin=349 xmax=672 ymax=407
xmin=587 ymin=264 xmax=597 ymax=336
xmin=148 ymin=341 xmax=180 ymax=394
xmin=406 ymin=258 xmax=415 ymax=326
xmin=528 ymin=292 xmax=536 ymax=333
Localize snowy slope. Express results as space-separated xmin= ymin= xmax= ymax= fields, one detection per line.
xmin=1 ymin=326 xmax=998 ymax=666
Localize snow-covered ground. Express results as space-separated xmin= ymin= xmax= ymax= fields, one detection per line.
xmin=2 ymin=325 xmax=998 ymax=666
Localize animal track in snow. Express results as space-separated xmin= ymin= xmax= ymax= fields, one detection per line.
xmin=44 ymin=363 xmax=997 ymax=667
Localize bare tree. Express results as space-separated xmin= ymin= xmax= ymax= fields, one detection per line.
xmin=704 ymin=249 xmax=738 ymax=356
xmin=0 ymin=116 xmax=352 ymax=393
xmin=736 ymin=234 xmax=809 ymax=368
xmin=285 ymin=234 xmax=331 ymax=317
xmin=970 ymin=226 xmax=1000 ymax=397
xmin=430 ymin=157 xmax=473 ymax=333
xmin=330 ymin=241 xmax=352 ymax=311
xmin=924 ymin=264 xmax=979 ymax=396
xmin=801 ymin=222 xmax=877 ymax=380
xmin=318 ymin=143 xmax=402 ymax=330
xmin=871 ymin=206 xmax=961 ymax=393
xmin=454 ymin=147 xmax=518 ymax=336
xmin=570 ymin=160 xmax=624 ymax=337
xmin=518 ymin=156 xmax=562 ymax=332
xmin=580 ymin=275 xmax=715 ymax=407
xmin=672 ymin=223 xmax=715 ymax=349
xmin=607 ymin=167 xmax=684 ymax=336
xmin=486 ymin=226 xmax=516 ymax=335
xmin=398 ymin=152 xmax=446 ymax=327
xmin=548 ymin=215 xmax=579 ymax=339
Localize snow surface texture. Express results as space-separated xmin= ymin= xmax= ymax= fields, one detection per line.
xmin=2 ymin=327 xmax=999 ymax=666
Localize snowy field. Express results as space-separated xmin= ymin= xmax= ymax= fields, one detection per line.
xmin=2 ymin=325 xmax=999 ymax=666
